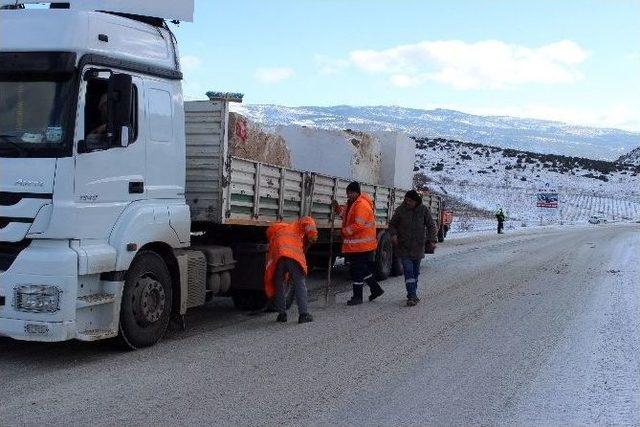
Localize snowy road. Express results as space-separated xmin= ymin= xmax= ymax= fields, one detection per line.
xmin=1 ymin=224 xmax=638 ymax=425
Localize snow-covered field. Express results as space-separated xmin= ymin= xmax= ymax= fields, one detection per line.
xmin=415 ymin=138 xmax=640 ymax=226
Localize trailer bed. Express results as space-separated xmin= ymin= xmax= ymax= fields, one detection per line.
xmin=185 ymin=99 xmax=441 ymax=229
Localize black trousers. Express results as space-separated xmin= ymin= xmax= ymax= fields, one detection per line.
xmin=347 ymin=251 xmax=382 ymax=293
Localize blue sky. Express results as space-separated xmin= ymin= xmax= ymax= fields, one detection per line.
xmin=173 ymin=0 xmax=640 ymax=131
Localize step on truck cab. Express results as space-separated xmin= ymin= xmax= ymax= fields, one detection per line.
xmin=0 ymin=1 xmax=443 ymax=348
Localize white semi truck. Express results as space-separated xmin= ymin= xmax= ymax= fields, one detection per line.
xmin=0 ymin=1 xmax=443 ymax=348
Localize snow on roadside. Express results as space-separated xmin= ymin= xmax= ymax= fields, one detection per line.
xmin=415 ymin=138 xmax=640 ymax=226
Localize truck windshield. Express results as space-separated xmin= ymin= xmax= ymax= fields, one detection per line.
xmin=0 ymin=78 xmax=74 ymax=158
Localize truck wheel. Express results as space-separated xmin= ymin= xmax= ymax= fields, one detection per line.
xmin=437 ymin=227 xmax=445 ymax=243
xmin=232 ymin=290 xmax=268 ymax=311
xmin=375 ymin=232 xmax=393 ymax=280
xmin=119 ymin=251 xmax=173 ymax=350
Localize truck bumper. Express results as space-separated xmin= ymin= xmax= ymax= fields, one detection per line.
xmin=0 ymin=240 xmax=79 ymax=342
xmin=0 ymin=318 xmax=76 ymax=342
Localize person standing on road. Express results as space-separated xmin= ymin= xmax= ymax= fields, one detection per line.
xmin=332 ymin=181 xmax=385 ymax=306
xmin=389 ymin=190 xmax=437 ymax=306
xmin=496 ymin=208 xmax=506 ymax=234
xmin=264 ymin=216 xmax=318 ymax=324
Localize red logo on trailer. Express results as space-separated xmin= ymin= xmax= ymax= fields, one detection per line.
xmin=235 ymin=119 xmax=248 ymax=143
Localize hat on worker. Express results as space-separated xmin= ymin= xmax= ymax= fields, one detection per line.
xmin=405 ymin=190 xmax=422 ymax=205
xmin=346 ymin=181 xmax=361 ymax=194
xmin=299 ymin=216 xmax=316 ymax=230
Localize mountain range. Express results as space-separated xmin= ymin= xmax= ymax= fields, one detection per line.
xmin=617 ymin=146 xmax=640 ymax=166
xmin=233 ymin=104 xmax=639 ymax=161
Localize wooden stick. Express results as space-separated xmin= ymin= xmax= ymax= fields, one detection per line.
xmin=325 ymin=206 xmax=337 ymax=306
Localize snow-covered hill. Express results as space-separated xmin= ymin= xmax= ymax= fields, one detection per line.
xmin=233 ymin=104 xmax=639 ymax=161
xmin=617 ymin=146 xmax=640 ymax=166
xmin=413 ymin=138 xmax=640 ymax=227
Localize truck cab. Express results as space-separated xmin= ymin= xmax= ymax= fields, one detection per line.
xmin=0 ymin=1 xmax=193 ymax=347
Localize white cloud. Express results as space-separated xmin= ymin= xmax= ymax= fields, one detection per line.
xmin=314 ymin=54 xmax=350 ymax=75
xmin=627 ymin=52 xmax=640 ymax=61
xmin=254 ymin=67 xmax=295 ymax=84
xmin=349 ymin=40 xmax=589 ymax=90
xmin=389 ymin=74 xmax=422 ymax=88
xmin=180 ymin=55 xmax=202 ymax=72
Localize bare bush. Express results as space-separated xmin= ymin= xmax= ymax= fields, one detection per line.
xmin=413 ymin=172 xmax=431 ymax=190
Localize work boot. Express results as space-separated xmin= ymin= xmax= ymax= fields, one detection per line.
xmin=406 ymin=296 xmax=420 ymax=307
xmin=298 ymin=313 xmax=314 ymax=324
xmin=347 ymin=284 xmax=363 ymax=306
xmin=368 ymin=283 xmax=385 ymax=301
xmin=276 ymin=312 xmax=287 ymax=323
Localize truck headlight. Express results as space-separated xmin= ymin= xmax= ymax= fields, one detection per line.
xmin=13 ymin=285 xmax=61 ymax=313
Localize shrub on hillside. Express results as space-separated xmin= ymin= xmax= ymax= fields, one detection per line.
xmin=413 ymin=172 xmax=431 ymax=190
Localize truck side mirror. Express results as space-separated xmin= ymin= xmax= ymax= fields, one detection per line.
xmin=107 ymin=73 xmax=132 ymax=146
xmin=120 ymin=126 xmax=130 ymax=148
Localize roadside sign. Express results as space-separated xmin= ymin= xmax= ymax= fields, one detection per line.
xmin=537 ymin=183 xmax=559 ymax=208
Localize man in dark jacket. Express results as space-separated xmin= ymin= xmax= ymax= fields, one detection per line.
xmin=389 ymin=190 xmax=437 ymax=306
xmin=496 ymin=208 xmax=506 ymax=234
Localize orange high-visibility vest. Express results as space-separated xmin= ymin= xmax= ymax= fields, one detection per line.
xmin=263 ymin=217 xmax=318 ymax=299
xmin=340 ymin=193 xmax=377 ymax=253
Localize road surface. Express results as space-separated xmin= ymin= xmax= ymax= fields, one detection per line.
xmin=1 ymin=224 xmax=638 ymax=425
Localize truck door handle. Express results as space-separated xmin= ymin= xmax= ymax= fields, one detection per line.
xmin=129 ymin=181 xmax=144 ymax=194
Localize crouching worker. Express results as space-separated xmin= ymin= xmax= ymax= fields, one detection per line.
xmin=332 ymin=181 xmax=384 ymax=306
xmin=264 ymin=216 xmax=318 ymax=324
xmin=389 ymin=190 xmax=437 ymax=306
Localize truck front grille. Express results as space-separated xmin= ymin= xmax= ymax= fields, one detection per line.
xmin=0 ymin=217 xmax=32 ymax=229
xmin=0 ymin=240 xmax=30 ymax=271
xmin=0 ymin=191 xmax=52 ymax=206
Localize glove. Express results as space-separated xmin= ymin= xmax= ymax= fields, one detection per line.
xmin=425 ymin=242 xmax=436 ymax=254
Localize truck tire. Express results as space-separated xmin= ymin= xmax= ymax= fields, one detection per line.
xmin=437 ymin=226 xmax=445 ymax=243
xmin=119 ymin=251 xmax=173 ymax=350
xmin=375 ymin=231 xmax=393 ymax=281
xmin=232 ymin=290 xmax=268 ymax=311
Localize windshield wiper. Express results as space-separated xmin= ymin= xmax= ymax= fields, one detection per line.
xmin=0 ymin=134 xmax=29 ymax=156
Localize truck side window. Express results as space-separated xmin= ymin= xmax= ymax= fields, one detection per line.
xmin=84 ymin=79 xmax=109 ymax=144
xmin=84 ymin=79 xmax=138 ymax=146
xmin=129 ymin=85 xmax=138 ymax=142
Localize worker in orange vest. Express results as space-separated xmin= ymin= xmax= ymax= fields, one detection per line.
xmin=264 ymin=216 xmax=318 ymax=323
xmin=332 ymin=181 xmax=384 ymax=305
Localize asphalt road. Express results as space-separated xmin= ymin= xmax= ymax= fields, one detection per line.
xmin=1 ymin=224 xmax=639 ymax=426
